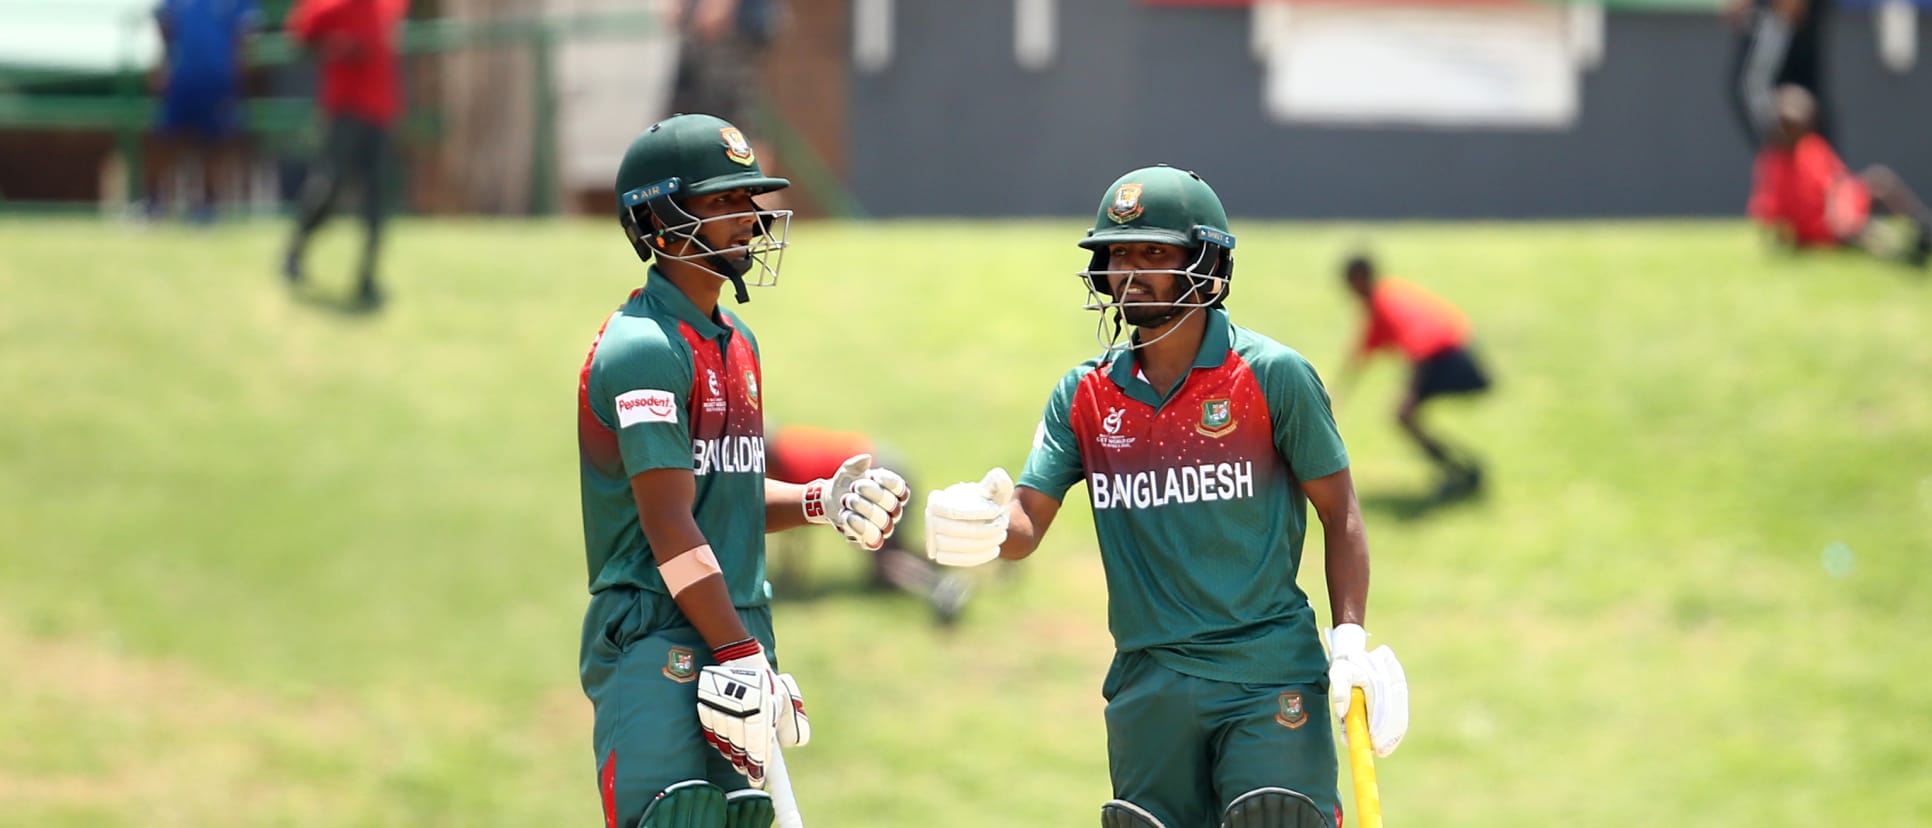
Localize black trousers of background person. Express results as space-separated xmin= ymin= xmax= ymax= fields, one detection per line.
xmin=1730 ymin=2 xmax=1832 ymax=149
xmin=288 ymin=113 xmax=390 ymax=289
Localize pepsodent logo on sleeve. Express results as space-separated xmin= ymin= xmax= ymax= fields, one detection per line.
xmin=615 ymin=389 xmax=678 ymax=427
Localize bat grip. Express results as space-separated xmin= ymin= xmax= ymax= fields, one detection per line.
xmin=1345 ymin=687 xmax=1384 ymax=828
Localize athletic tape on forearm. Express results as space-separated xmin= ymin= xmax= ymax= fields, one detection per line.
xmin=659 ymin=544 xmax=723 ymax=598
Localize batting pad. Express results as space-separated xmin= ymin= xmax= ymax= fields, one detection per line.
xmin=724 ymin=788 xmax=774 ymax=828
xmin=1221 ymin=787 xmax=1327 ymax=828
xmin=639 ymin=780 xmax=726 ymax=828
xmin=1101 ymin=798 xmax=1169 ymax=828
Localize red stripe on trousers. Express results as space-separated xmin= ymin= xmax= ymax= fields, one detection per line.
xmin=601 ymin=750 xmax=618 ymax=828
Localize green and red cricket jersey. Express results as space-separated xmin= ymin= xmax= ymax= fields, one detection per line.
xmin=1019 ymin=309 xmax=1349 ymax=685
xmin=577 ymin=271 xmax=769 ymax=607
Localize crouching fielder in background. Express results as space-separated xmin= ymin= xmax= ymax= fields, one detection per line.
xmin=576 ymin=114 xmax=908 ymax=828
xmin=925 ymin=165 xmax=1408 ymax=828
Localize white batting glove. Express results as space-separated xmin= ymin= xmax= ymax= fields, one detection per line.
xmin=697 ymin=640 xmax=810 ymax=788
xmin=924 ymin=468 xmax=1015 ymax=567
xmin=1326 ymin=623 xmax=1409 ymax=758
xmin=802 ymin=454 xmax=909 ymax=552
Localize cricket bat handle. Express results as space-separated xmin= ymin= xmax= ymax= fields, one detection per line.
xmin=1345 ymin=687 xmax=1383 ymax=828
xmin=769 ymin=743 xmax=805 ymax=828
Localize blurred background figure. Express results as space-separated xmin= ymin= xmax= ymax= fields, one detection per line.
xmin=667 ymin=0 xmax=783 ymax=201
xmin=766 ymin=423 xmax=971 ymax=625
xmin=147 ymin=0 xmax=259 ymax=223
xmin=1727 ymin=0 xmax=1834 ymax=149
xmin=1749 ymin=84 xmax=1932 ymax=266
xmin=1338 ymin=254 xmax=1492 ymax=501
xmin=281 ymin=0 xmax=409 ymax=310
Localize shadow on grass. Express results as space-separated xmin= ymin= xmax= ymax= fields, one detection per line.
xmin=1357 ymin=485 xmax=1482 ymax=523
xmin=290 ymin=286 xmax=383 ymax=317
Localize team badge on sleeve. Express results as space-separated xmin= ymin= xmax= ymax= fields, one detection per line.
xmin=1107 ymin=182 xmax=1144 ymax=223
xmin=1198 ymin=398 xmax=1237 ymax=438
xmin=1276 ymin=691 xmax=1308 ymax=729
xmin=616 ymin=389 xmax=679 ymax=427
xmin=721 ymin=127 xmax=756 ymax=166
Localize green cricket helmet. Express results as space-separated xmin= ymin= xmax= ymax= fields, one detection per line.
xmin=615 ymin=113 xmax=792 ymax=303
xmin=1077 ymin=165 xmax=1237 ymax=350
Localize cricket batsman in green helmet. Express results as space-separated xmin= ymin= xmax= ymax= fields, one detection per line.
xmin=923 ymin=165 xmax=1411 ymax=827
xmin=575 ymin=112 xmax=911 ymax=828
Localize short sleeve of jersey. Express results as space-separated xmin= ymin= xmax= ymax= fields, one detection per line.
xmin=1261 ymin=351 xmax=1350 ymax=483
xmin=591 ymin=324 xmax=695 ymax=477
xmin=1016 ymin=366 xmax=1090 ymax=500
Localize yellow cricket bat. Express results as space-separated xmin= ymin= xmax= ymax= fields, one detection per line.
xmin=1345 ymin=687 xmax=1383 ymax=828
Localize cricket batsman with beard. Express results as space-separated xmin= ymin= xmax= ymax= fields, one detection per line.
xmin=923 ymin=165 xmax=1410 ymax=828
xmin=575 ymin=113 xmax=908 ymax=828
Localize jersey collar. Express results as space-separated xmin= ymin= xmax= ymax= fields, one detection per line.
xmin=641 ymin=267 xmax=731 ymax=340
xmin=1105 ymin=308 xmax=1233 ymax=407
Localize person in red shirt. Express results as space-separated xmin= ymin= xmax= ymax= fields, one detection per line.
xmin=765 ymin=424 xmax=971 ymax=624
xmin=1749 ymin=84 xmax=1931 ymax=267
xmin=1340 ymin=254 xmax=1491 ymax=499
xmin=281 ymin=0 xmax=410 ymax=309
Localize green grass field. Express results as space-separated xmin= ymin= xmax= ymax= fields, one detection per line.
xmin=2 ymin=217 xmax=1929 ymax=827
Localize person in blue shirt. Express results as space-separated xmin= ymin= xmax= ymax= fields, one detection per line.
xmin=149 ymin=0 xmax=259 ymax=221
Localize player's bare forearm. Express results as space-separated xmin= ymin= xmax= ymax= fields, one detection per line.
xmin=763 ymin=479 xmax=810 ymax=533
xmin=1305 ymin=468 xmax=1370 ymax=627
xmin=1000 ymin=487 xmax=1062 ymax=561
xmin=670 ymin=571 xmax=754 ymax=649
xmin=632 ymin=469 xmax=753 ymax=648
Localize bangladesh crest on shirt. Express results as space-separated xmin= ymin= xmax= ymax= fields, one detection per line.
xmin=1198 ymin=398 xmax=1236 ymax=438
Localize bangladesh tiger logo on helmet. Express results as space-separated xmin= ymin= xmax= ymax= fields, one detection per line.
xmin=720 ymin=127 xmax=756 ymax=166
xmin=1107 ymin=183 xmax=1145 ymax=223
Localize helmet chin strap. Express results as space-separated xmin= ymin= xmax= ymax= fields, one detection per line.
xmin=659 ymin=223 xmax=756 ymax=304
xmin=706 ymin=250 xmax=754 ymax=304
